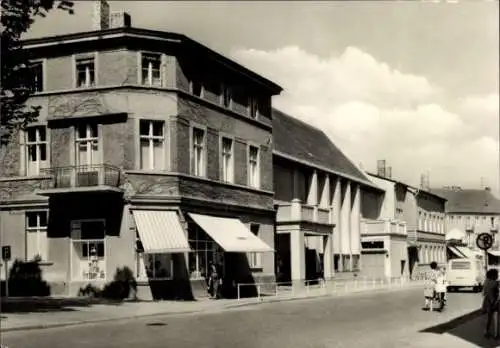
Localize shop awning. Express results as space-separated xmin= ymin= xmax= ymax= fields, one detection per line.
xmin=447 ymin=245 xmax=467 ymax=258
xmin=188 ymin=213 xmax=274 ymax=253
xmin=488 ymin=250 xmax=500 ymax=257
xmin=446 ymin=228 xmax=466 ymax=241
xmin=132 ymin=210 xmax=191 ymax=253
xmin=455 ymin=246 xmax=484 ymax=259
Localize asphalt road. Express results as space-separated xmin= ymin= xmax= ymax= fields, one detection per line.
xmin=1 ymin=289 xmax=482 ymax=348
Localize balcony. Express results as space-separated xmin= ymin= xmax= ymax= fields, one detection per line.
xmin=361 ymin=219 xmax=407 ymax=236
xmin=276 ymin=199 xmax=332 ymax=225
xmin=37 ymin=164 xmax=122 ymax=195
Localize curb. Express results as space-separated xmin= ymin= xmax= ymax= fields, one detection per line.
xmin=1 ymin=284 xmax=422 ymax=333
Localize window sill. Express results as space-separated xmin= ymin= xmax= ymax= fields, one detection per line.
xmin=249 ymin=267 xmax=263 ymax=272
xmin=37 ymin=261 xmax=54 ymax=267
xmin=0 ymin=175 xmax=52 ymax=182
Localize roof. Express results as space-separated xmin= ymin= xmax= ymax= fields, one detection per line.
xmin=272 ymin=109 xmax=378 ymax=189
xmin=430 ymin=188 xmax=500 ymax=214
xmin=20 ymin=27 xmax=283 ymax=94
xmin=367 ymin=172 xmax=447 ymax=202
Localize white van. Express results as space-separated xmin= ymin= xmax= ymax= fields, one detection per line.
xmin=446 ymin=259 xmax=485 ymax=292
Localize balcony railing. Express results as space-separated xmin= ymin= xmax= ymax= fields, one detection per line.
xmin=361 ymin=219 xmax=407 ymax=236
xmin=276 ymin=199 xmax=332 ymax=225
xmin=40 ymin=164 xmax=121 ymax=191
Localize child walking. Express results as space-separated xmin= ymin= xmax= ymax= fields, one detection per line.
xmin=482 ymin=268 xmax=499 ymax=338
xmin=435 ymin=266 xmax=447 ymax=311
xmin=423 ymin=261 xmax=440 ymax=311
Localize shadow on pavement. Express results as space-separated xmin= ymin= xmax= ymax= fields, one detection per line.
xmin=420 ymin=309 xmax=500 ymax=348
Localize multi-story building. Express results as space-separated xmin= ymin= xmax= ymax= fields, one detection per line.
xmin=273 ymin=110 xmax=382 ymax=287
xmin=363 ymin=171 xmax=447 ymax=277
xmin=431 ymin=186 xmax=500 ymax=261
xmin=360 ymin=174 xmax=408 ymax=279
xmin=0 ymin=3 xmax=283 ymax=299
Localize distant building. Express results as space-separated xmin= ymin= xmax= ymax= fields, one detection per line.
xmin=431 ymin=186 xmax=500 ymax=261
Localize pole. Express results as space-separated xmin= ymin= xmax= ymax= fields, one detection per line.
xmin=4 ymin=260 xmax=8 ymax=298
xmin=485 ymin=249 xmax=488 ymax=275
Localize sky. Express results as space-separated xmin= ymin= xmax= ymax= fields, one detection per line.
xmin=26 ymin=1 xmax=500 ymax=193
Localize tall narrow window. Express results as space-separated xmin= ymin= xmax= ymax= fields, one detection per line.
xmin=141 ymin=53 xmax=162 ymax=86
xmin=192 ymin=128 xmax=205 ymax=177
xmin=191 ymin=80 xmax=203 ymax=97
xmin=221 ymin=137 xmax=234 ymax=183
xmin=249 ymin=97 xmax=259 ymax=118
xmin=76 ymin=57 xmax=95 ymax=88
xmin=26 ymin=211 xmax=48 ymax=261
xmin=76 ymin=123 xmax=99 ymax=166
xmin=222 ymin=85 xmax=232 ymax=108
xmin=139 ymin=120 xmax=165 ymax=170
xmin=248 ymin=224 xmax=262 ymax=268
xmin=25 ymin=126 xmax=48 ymax=176
xmin=71 ymin=220 xmax=106 ymax=281
xmin=30 ymin=62 xmax=44 ymax=92
xmin=248 ymin=145 xmax=260 ymax=188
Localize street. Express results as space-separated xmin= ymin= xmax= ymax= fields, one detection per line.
xmin=1 ymin=288 xmax=483 ymax=348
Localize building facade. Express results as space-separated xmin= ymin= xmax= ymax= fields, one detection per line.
xmin=363 ymin=172 xmax=447 ymax=277
xmin=0 ymin=6 xmax=283 ymax=299
xmin=431 ymin=186 xmax=500 ymax=261
xmin=360 ymin=174 xmax=408 ymax=279
xmin=272 ymin=110 xmax=382 ymax=287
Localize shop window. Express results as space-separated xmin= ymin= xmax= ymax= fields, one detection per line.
xmin=136 ymin=252 xmax=173 ymax=280
xmin=351 ymin=255 xmax=360 ymax=272
xmin=248 ymin=224 xmax=262 ymax=268
xmin=71 ymin=220 xmax=106 ymax=281
xmin=187 ymin=222 xmax=219 ymax=280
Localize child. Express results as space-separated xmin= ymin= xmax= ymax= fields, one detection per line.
xmin=482 ymin=268 xmax=499 ymax=338
xmin=423 ymin=261 xmax=439 ymax=311
xmin=435 ymin=267 xmax=447 ymax=311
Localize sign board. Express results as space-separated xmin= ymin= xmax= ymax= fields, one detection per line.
xmin=1 ymin=245 xmax=11 ymax=261
xmin=476 ymin=233 xmax=494 ymax=251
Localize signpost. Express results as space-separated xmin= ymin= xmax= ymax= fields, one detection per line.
xmin=1 ymin=245 xmax=11 ymax=298
xmin=476 ymin=233 xmax=494 ymax=274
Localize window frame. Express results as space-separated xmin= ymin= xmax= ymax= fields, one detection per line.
xmin=74 ymin=53 xmax=97 ymax=89
xmin=219 ymin=135 xmax=235 ymax=184
xmin=138 ymin=119 xmax=166 ymax=171
xmin=70 ymin=219 xmax=107 ymax=281
xmin=22 ymin=125 xmax=49 ymax=176
xmin=187 ymin=222 xmax=221 ymax=280
xmin=248 ymin=96 xmax=259 ymax=119
xmin=220 ymin=83 xmax=232 ymax=109
xmin=247 ymin=143 xmax=261 ymax=189
xmin=25 ymin=211 xmax=49 ymax=261
xmin=74 ymin=122 xmax=101 ymax=167
xmin=29 ymin=60 xmax=46 ymax=93
xmin=138 ymin=51 xmax=164 ymax=87
xmin=190 ymin=79 xmax=204 ymax=98
xmin=189 ymin=124 xmax=208 ymax=178
xmin=247 ymin=223 xmax=262 ymax=269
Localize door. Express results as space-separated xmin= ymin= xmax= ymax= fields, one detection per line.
xmin=75 ymin=123 xmax=100 ymax=186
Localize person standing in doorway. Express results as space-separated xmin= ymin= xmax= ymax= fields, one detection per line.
xmin=208 ymin=262 xmax=220 ymax=299
xmin=482 ymin=268 xmax=499 ymax=338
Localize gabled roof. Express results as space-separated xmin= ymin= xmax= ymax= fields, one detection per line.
xmin=272 ymin=109 xmax=378 ymax=189
xmin=430 ymin=188 xmax=500 ymax=214
xmin=367 ymin=172 xmax=447 ymax=202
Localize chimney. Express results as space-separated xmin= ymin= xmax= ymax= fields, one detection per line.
xmin=109 ymin=11 xmax=132 ymax=28
xmin=377 ymin=159 xmax=386 ymax=177
xmin=92 ymin=0 xmax=110 ymax=31
xmin=386 ymin=166 xmax=392 ymax=179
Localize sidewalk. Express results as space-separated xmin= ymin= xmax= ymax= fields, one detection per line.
xmin=0 ymin=280 xmax=424 ymax=333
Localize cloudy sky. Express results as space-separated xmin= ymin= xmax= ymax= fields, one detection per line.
xmin=27 ymin=1 xmax=499 ymax=193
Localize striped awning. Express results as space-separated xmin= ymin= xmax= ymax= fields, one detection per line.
xmin=132 ymin=210 xmax=190 ymax=253
xmin=488 ymin=250 xmax=500 ymax=257
xmin=455 ymin=246 xmax=483 ymax=259
xmin=188 ymin=213 xmax=274 ymax=253
xmin=447 ymin=245 xmax=467 ymax=258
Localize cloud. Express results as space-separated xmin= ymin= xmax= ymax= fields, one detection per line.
xmin=231 ymin=46 xmax=499 ymax=191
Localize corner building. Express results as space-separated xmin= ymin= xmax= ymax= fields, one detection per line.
xmin=0 ymin=8 xmax=282 ymax=299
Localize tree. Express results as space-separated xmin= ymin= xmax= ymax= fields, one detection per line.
xmin=0 ymin=0 xmax=74 ymax=146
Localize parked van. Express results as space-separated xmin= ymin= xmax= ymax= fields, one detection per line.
xmin=446 ymin=259 xmax=485 ymax=292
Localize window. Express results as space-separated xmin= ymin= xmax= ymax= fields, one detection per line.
xmin=136 ymin=251 xmax=173 ymax=280
xmin=192 ymin=127 xmax=206 ymax=177
xmin=75 ymin=123 xmax=99 ymax=166
xmin=491 ymin=217 xmax=495 ymax=226
xmin=222 ymin=85 xmax=232 ymax=108
xmin=71 ymin=220 xmax=106 ymax=281
xmin=30 ymin=62 xmax=44 ymax=92
xmin=248 ymin=224 xmax=262 ymax=268
xmin=221 ymin=137 xmax=234 ymax=183
xmin=141 ymin=53 xmax=162 ymax=86
xmin=76 ymin=57 xmax=95 ymax=88
xmin=188 ymin=223 xmax=220 ymax=280
xmin=139 ymin=120 xmax=165 ymax=170
xmin=248 ymin=145 xmax=260 ymax=188
xmin=249 ymin=97 xmax=259 ymax=119
xmin=26 ymin=211 xmax=48 ymax=261
xmin=25 ymin=126 xmax=48 ymax=176
xmin=191 ymin=80 xmax=203 ymax=98
xmin=361 ymin=241 xmax=385 ymax=249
